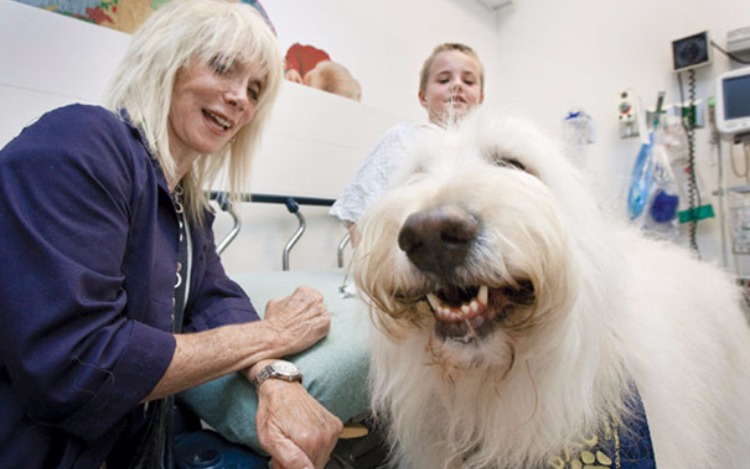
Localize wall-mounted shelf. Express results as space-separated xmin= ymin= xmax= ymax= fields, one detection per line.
xmin=714 ymin=185 xmax=750 ymax=196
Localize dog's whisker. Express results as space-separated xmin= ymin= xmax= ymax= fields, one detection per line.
xmin=462 ymin=317 xmax=478 ymax=340
xmin=518 ymin=359 xmax=539 ymax=427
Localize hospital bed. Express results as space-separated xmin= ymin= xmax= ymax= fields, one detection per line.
xmin=175 ymin=192 xmax=373 ymax=468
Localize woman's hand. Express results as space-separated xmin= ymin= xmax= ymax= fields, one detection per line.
xmin=263 ymin=286 xmax=330 ymax=357
xmin=255 ymin=379 xmax=342 ymax=469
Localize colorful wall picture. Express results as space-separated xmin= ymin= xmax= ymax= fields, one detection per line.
xmin=284 ymin=43 xmax=361 ymax=102
xmin=14 ymin=0 xmax=362 ymax=102
xmin=14 ymin=0 xmax=274 ymax=34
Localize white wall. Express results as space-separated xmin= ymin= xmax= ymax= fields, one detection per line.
xmin=260 ymin=0 xmax=503 ymax=120
xmin=488 ymin=0 xmax=750 ymax=276
xmin=3 ymin=0 xmax=750 ymax=278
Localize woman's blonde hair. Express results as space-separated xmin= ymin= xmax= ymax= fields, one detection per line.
xmin=103 ymin=0 xmax=283 ymax=224
xmin=418 ymin=43 xmax=484 ymax=96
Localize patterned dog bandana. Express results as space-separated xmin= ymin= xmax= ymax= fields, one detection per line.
xmin=547 ymin=385 xmax=656 ymax=469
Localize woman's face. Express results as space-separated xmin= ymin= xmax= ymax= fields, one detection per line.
xmin=419 ymin=50 xmax=484 ymax=124
xmin=168 ymin=57 xmax=264 ymax=164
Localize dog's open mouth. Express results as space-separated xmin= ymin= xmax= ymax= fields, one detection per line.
xmin=424 ymin=281 xmax=535 ymax=343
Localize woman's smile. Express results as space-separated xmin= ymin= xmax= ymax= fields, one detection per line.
xmin=168 ymin=58 xmax=263 ymax=167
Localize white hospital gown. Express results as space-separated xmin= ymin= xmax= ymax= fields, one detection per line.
xmin=330 ymin=122 xmax=437 ymax=223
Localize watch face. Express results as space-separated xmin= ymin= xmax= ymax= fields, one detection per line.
xmin=254 ymin=360 xmax=302 ymax=387
xmin=272 ymin=360 xmax=299 ymax=376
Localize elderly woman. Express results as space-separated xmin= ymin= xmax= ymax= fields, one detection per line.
xmin=0 ymin=1 xmax=341 ymax=468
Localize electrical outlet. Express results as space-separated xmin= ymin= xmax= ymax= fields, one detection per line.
xmin=618 ymin=89 xmax=639 ymax=138
xmin=617 ymin=89 xmax=637 ymax=123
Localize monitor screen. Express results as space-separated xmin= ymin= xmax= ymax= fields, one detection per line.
xmin=672 ymin=32 xmax=711 ymax=72
xmin=723 ymin=75 xmax=750 ymax=120
xmin=716 ymin=67 xmax=750 ymax=135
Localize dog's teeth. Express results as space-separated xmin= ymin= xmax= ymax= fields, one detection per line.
xmin=478 ymin=285 xmax=488 ymax=305
xmin=428 ymin=288 xmax=490 ymax=323
xmin=444 ymin=308 xmax=460 ymax=320
xmin=426 ymin=293 xmax=441 ymax=312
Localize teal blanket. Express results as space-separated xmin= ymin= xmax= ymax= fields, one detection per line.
xmin=178 ymin=269 xmax=371 ymax=452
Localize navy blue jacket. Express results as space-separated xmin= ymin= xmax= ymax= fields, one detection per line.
xmin=0 ymin=104 xmax=259 ymax=468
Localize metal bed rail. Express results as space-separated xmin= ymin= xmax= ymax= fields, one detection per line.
xmin=208 ymin=191 xmax=350 ymax=271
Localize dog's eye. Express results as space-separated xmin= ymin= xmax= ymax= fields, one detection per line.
xmin=500 ymin=158 xmax=526 ymax=171
xmin=483 ymin=149 xmax=527 ymax=173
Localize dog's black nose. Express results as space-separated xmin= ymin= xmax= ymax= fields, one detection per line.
xmin=398 ymin=205 xmax=479 ymax=274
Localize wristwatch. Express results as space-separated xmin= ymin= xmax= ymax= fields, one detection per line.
xmin=251 ymin=360 xmax=303 ymax=388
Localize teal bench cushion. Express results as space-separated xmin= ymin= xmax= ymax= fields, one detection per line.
xmin=177 ymin=269 xmax=371 ymax=453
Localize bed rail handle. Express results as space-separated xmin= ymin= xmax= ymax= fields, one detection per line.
xmin=209 ymin=191 xmax=333 ymax=270
xmin=336 ymin=231 xmax=351 ymax=268
xmin=216 ymin=203 xmax=242 ymax=255
xmin=282 ymin=198 xmax=305 ymax=271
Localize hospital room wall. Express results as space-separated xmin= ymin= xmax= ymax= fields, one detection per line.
xmin=239 ymin=0 xmax=750 ymax=276
xmin=488 ymin=0 xmax=750 ymax=277
xmin=2 ymin=0 xmax=750 ymax=278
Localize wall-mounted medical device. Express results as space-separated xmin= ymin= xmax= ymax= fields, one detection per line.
xmin=617 ymin=89 xmax=640 ymax=138
xmin=672 ymin=31 xmax=712 ymax=72
xmin=715 ymin=66 xmax=750 ymax=136
xmin=727 ymin=26 xmax=750 ymax=63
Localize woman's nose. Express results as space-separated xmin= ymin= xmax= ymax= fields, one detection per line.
xmin=224 ymin=82 xmax=248 ymax=110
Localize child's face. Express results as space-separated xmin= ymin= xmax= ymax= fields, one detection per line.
xmin=419 ymin=50 xmax=484 ymax=124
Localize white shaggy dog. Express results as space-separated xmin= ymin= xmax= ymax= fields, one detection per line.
xmin=351 ymin=112 xmax=750 ymax=469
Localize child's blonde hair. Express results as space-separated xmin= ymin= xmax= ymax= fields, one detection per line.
xmin=418 ymin=43 xmax=484 ymax=96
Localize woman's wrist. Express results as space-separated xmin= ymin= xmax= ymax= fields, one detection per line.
xmin=244 ymin=358 xmax=275 ymax=383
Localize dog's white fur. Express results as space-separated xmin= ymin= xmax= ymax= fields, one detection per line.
xmin=352 ymin=112 xmax=750 ymax=469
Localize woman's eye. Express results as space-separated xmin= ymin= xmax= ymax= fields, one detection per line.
xmin=247 ymin=85 xmax=260 ymax=102
xmin=212 ymin=62 xmax=229 ymax=75
xmin=210 ymin=56 xmax=233 ymax=75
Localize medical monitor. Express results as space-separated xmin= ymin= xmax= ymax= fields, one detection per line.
xmin=716 ymin=66 xmax=750 ymax=136
xmin=672 ymin=31 xmax=712 ymax=72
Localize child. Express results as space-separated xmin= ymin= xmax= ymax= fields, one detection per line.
xmin=330 ymin=43 xmax=485 ymax=245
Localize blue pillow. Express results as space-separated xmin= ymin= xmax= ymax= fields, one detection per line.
xmin=178 ymin=269 xmax=371 ymax=453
